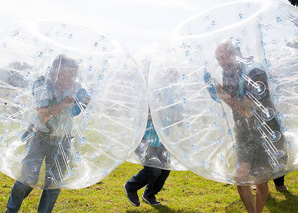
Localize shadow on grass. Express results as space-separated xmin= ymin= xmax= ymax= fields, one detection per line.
xmin=126 ymin=204 xmax=201 ymax=213
xmin=152 ymin=205 xmax=181 ymax=213
xmin=266 ymin=190 xmax=298 ymax=212
xmin=126 ymin=205 xmax=174 ymax=213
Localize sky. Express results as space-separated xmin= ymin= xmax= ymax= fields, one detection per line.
xmin=0 ymin=0 xmax=292 ymax=52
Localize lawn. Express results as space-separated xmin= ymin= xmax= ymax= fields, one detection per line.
xmin=0 ymin=162 xmax=297 ymax=212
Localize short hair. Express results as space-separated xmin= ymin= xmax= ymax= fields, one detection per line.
xmin=51 ymin=54 xmax=78 ymax=75
xmin=217 ymin=38 xmax=242 ymax=57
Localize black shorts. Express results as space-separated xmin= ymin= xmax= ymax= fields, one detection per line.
xmin=235 ymin=129 xmax=270 ymax=170
xmin=235 ymin=127 xmax=287 ymax=176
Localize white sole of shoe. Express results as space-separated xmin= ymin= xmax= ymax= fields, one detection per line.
xmin=142 ymin=195 xmax=161 ymax=205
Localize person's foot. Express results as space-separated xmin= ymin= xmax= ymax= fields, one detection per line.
xmin=124 ymin=183 xmax=140 ymax=206
xmin=275 ymin=185 xmax=288 ymax=192
xmin=142 ymin=194 xmax=161 ymax=205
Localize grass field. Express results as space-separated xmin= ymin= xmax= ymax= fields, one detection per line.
xmin=0 ymin=162 xmax=297 ymax=212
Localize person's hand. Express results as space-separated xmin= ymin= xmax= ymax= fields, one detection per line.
xmin=238 ymin=106 xmax=253 ymax=118
xmin=214 ymin=82 xmax=227 ymax=99
xmin=215 ymin=84 xmax=253 ymax=118
xmin=233 ymin=96 xmax=253 ymax=118
xmin=76 ymin=88 xmax=92 ymax=105
xmin=63 ymin=96 xmax=75 ymax=107
xmin=241 ymin=96 xmax=254 ymax=118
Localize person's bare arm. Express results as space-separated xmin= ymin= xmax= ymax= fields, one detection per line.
xmin=215 ymin=82 xmax=253 ymax=118
xmin=37 ymin=96 xmax=74 ymax=124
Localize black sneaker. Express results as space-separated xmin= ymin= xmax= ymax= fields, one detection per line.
xmin=124 ymin=183 xmax=140 ymax=207
xmin=142 ymin=194 xmax=161 ymax=205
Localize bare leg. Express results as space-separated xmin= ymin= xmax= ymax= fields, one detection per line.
xmin=255 ymin=182 xmax=268 ymax=213
xmin=235 ymin=163 xmax=256 ymax=213
xmin=237 ymin=186 xmax=256 ymax=213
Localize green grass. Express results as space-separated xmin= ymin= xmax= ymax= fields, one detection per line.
xmin=1 ymin=162 xmax=298 ymax=212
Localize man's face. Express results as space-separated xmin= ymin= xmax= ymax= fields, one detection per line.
xmin=215 ymin=47 xmax=236 ymax=72
xmin=57 ymin=67 xmax=78 ymax=89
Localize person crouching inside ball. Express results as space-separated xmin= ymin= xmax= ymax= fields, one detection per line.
xmin=6 ymin=54 xmax=89 ymax=213
xmin=210 ymin=38 xmax=287 ymax=213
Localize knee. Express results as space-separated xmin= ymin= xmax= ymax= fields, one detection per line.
xmin=10 ymin=181 xmax=33 ymax=199
xmin=13 ymin=181 xmax=32 ymax=191
xmin=256 ymin=182 xmax=268 ymax=193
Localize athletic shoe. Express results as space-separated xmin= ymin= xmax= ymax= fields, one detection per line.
xmin=142 ymin=194 xmax=161 ymax=205
xmin=123 ymin=183 xmax=140 ymax=207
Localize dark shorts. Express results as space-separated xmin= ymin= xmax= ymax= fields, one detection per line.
xmin=235 ymin=129 xmax=270 ymax=169
xmin=235 ymin=127 xmax=287 ymax=175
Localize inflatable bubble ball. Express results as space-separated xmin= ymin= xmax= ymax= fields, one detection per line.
xmin=127 ymin=49 xmax=187 ymax=171
xmin=0 ymin=20 xmax=148 ymax=189
xmin=149 ymin=0 xmax=298 ymax=185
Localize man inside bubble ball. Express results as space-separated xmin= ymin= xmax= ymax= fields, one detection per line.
xmin=124 ymin=109 xmax=171 ymax=207
xmin=6 ymin=54 xmax=90 ymax=213
xmin=207 ymin=38 xmax=288 ymax=213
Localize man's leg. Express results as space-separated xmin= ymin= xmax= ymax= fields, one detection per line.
xmin=43 ymin=137 xmax=70 ymax=188
xmin=20 ymin=133 xmax=45 ymax=186
xmin=273 ymin=176 xmax=284 ymax=186
xmin=255 ymin=182 xmax=268 ymax=213
xmin=38 ymin=189 xmax=61 ymax=213
xmin=142 ymin=169 xmax=170 ymax=205
xmin=237 ymin=186 xmax=255 ymax=213
xmin=143 ymin=169 xmax=170 ymax=197
xmin=7 ymin=134 xmax=44 ymax=212
xmin=38 ymin=137 xmax=64 ymax=212
xmin=235 ymin=162 xmax=256 ymax=213
xmin=124 ymin=166 xmax=161 ymax=206
xmin=6 ymin=181 xmax=33 ymax=213
xmin=273 ymin=175 xmax=287 ymax=191
xmin=125 ymin=166 xmax=162 ymax=192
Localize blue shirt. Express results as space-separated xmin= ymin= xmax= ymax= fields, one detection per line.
xmin=33 ymin=76 xmax=79 ymax=136
xmin=142 ymin=119 xmax=162 ymax=147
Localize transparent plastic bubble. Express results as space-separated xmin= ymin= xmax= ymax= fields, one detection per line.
xmin=149 ymin=0 xmax=297 ymax=185
xmin=0 ymin=20 xmax=148 ymax=189
xmin=127 ymin=48 xmax=187 ymax=171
